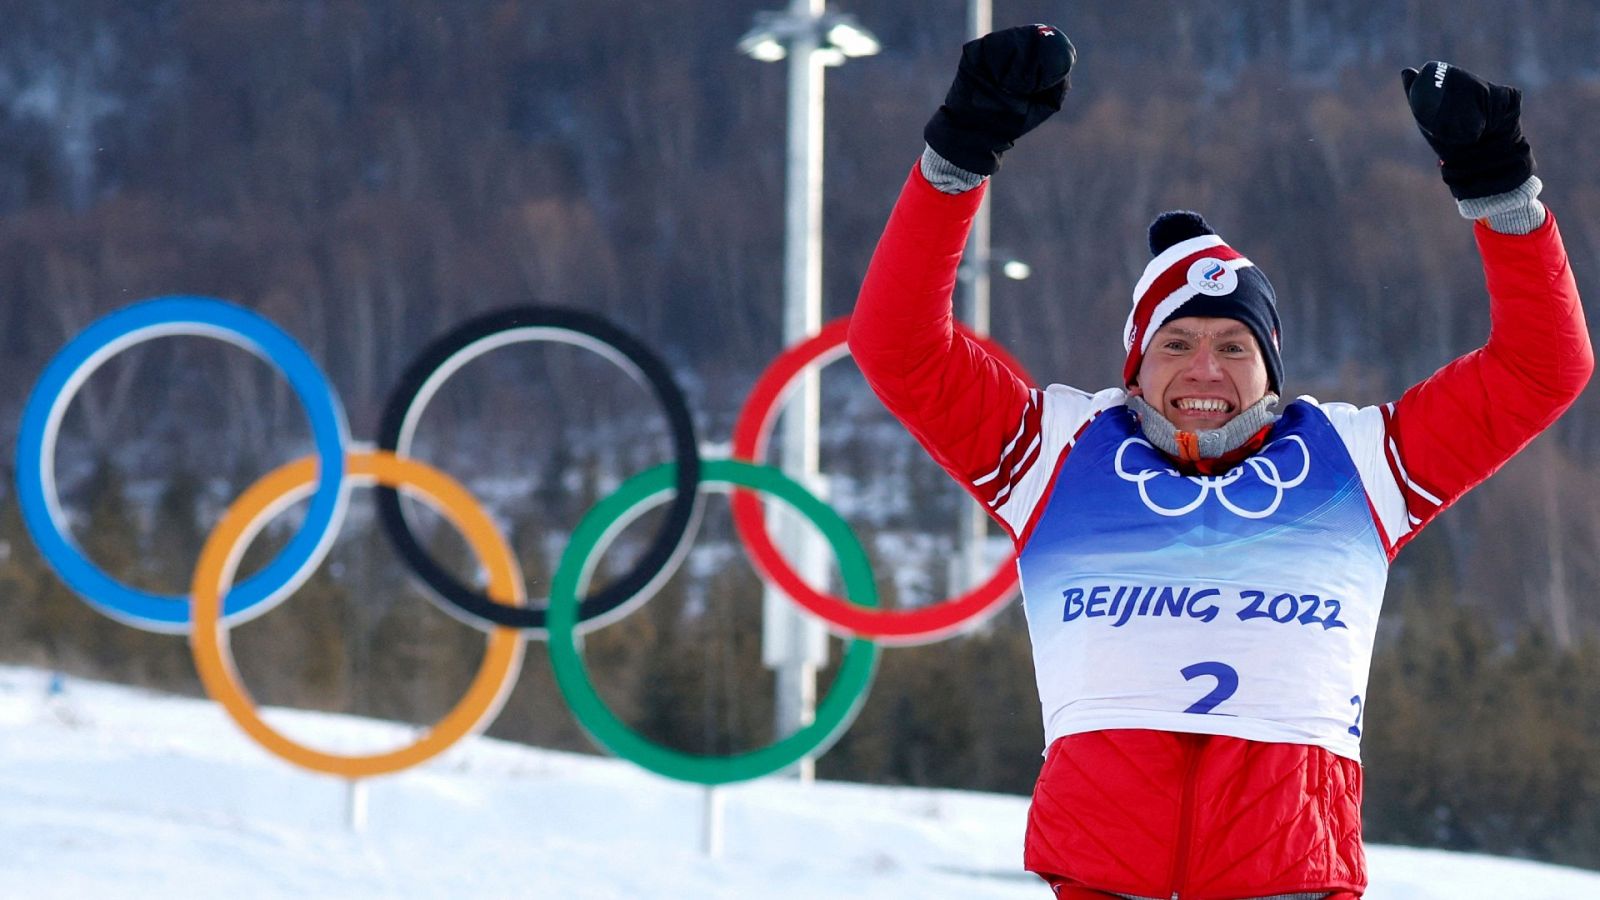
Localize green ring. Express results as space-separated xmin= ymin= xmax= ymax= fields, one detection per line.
xmin=547 ymin=459 xmax=881 ymax=785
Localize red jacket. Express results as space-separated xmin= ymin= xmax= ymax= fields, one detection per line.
xmin=848 ymin=164 xmax=1591 ymax=898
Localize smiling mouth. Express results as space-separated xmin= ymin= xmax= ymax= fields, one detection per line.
xmin=1173 ymin=398 xmax=1234 ymax=414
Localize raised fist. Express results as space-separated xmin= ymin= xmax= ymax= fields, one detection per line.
xmin=924 ymin=24 xmax=1076 ymax=176
xmin=1401 ymin=61 xmax=1535 ymax=200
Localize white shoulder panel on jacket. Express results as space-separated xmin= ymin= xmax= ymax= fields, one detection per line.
xmin=991 ymin=384 xmax=1125 ymax=537
xmin=1300 ymin=395 xmax=1411 ymax=552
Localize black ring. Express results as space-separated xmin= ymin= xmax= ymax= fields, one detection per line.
xmin=375 ymin=306 xmax=702 ymax=633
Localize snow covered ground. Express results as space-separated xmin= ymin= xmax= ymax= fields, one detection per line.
xmin=2 ymin=665 xmax=1597 ymax=899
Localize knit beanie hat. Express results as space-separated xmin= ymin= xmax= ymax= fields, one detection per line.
xmin=1122 ymin=211 xmax=1283 ymax=394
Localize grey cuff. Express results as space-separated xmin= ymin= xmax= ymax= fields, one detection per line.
xmin=1457 ymin=175 xmax=1547 ymax=234
xmin=920 ymin=145 xmax=987 ymax=194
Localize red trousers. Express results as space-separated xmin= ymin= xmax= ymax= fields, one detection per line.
xmin=1027 ymin=730 xmax=1367 ymax=899
xmin=1050 ymin=889 xmax=1361 ymax=899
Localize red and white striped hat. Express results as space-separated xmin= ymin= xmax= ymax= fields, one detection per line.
xmin=1122 ymin=211 xmax=1283 ymax=392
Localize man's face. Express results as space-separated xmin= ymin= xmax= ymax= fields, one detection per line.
xmin=1128 ymin=316 xmax=1271 ymax=432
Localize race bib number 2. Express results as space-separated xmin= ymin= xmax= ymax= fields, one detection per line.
xmin=1178 ymin=660 xmax=1366 ymax=739
xmin=1180 ymin=661 xmax=1237 ymax=714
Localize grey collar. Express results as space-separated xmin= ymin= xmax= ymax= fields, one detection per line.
xmin=1127 ymin=393 xmax=1281 ymax=460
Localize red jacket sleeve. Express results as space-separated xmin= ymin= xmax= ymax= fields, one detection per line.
xmin=848 ymin=164 xmax=1039 ymax=508
xmin=1382 ymin=211 xmax=1593 ymax=546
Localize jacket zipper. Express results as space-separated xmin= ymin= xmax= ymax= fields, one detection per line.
xmin=1168 ymin=735 xmax=1203 ymax=900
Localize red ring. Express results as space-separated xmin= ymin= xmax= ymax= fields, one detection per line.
xmin=730 ymin=315 xmax=1033 ymax=644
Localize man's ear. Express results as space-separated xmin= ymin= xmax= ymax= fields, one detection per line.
xmin=1126 ymin=382 xmax=1143 ymax=398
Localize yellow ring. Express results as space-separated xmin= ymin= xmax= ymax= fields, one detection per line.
xmin=189 ymin=450 xmax=524 ymax=778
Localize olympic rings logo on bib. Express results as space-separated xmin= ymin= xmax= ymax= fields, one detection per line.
xmin=17 ymin=298 xmax=1030 ymax=784
xmin=1114 ymin=434 xmax=1310 ymax=519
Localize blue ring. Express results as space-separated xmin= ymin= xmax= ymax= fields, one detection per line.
xmin=14 ymin=296 xmax=350 ymax=632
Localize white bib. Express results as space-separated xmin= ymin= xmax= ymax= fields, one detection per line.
xmin=1017 ymin=401 xmax=1388 ymax=761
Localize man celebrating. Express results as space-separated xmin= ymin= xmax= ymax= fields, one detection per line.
xmin=849 ymin=24 xmax=1591 ymax=900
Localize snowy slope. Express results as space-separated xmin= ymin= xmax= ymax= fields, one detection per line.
xmin=2 ymin=666 xmax=1597 ymax=899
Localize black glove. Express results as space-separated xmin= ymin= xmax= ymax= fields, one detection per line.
xmin=923 ymin=24 xmax=1075 ymax=176
xmin=1401 ymin=61 xmax=1535 ymax=200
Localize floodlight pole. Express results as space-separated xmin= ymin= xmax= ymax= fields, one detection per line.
xmin=765 ymin=0 xmax=829 ymax=786
xmin=955 ymin=0 xmax=994 ymax=598
xmin=740 ymin=0 xmax=879 ymax=785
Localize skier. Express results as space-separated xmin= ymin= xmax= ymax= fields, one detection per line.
xmin=848 ymin=24 xmax=1591 ymax=900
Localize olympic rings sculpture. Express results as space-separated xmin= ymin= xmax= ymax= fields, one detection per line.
xmin=16 ymin=296 xmax=1030 ymax=784
xmin=731 ymin=317 xmax=1028 ymax=644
